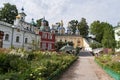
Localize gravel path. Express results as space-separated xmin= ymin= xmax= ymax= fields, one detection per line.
xmin=59 ymin=57 xmax=114 ymax=80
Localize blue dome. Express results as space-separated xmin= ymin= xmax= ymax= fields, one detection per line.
xmin=58 ymin=26 xmax=65 ymax=30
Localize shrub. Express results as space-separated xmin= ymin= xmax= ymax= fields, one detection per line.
xmin=0 ymin=50 xmax=78 ymax=80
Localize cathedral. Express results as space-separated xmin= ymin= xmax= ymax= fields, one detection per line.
xmin=0 ymin=8 xmax=93 ymax=51
xmin=0 ymin=8 xmax=40 ymax=50
xmin=50 ymin=20 xmax=84 ymax=48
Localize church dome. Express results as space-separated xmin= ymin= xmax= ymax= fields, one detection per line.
xmin=30 ymin=18 xmax=36 ymax=26
xmin=40 ymin=17 xmax=50 ymax=32
xmin=40 ymin=26 xmax=45 ymax=31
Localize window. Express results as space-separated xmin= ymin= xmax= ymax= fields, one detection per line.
xmin=21 ymin=17 xmax=24 ymax=20
xmin=26 ymin=27 xmax=29 ymax=30
xmin=25 ymin=38 xmax=28 ymax=44
xmin=42 ymin=43 xmax=46 ymax=50
xmin=5 ymin=34 xmax=9 ymax=41
xmin=60 ymin=39 xmax=62 ymax=42
xmin=77 ymin=40 xmax=80 ymax=43
xmin=42 ymin=33 xmax=47 ymax=39
xmin=50 ymin=34 xmax=52 ymax=39
xmin=16 ymin=36 xmax=20 ymax=42
xmin=30 ymin=27 xmax=31 ymax=31
xmin=65 ymin=40 xmax=67 ymax=42
xmin=48 ymin=43 xmax=52 ymax=50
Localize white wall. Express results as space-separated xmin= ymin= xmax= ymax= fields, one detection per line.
xmin=114 ymin=27 xmax=120 ymax=52
xmin=0 ymin=21 xmax=41 ymax=50
xmin=0 ymin=23 xmax=12 ymax=48
xmin=83 ymin=38 xmax=92 ymax=51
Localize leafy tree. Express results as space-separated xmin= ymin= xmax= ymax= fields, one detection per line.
xmin=90 ymin=21 xmax=105 ymax=43
xmin=0 ymin=3 xmax=18 ymax=24
xmin=101 ymin=23 xmax=116 ymax=48
xmin=55 ymin=41 xmax=65 ymax=51
xmin=78 ymin=18 xmax=89 ymax=37
xmin=116 ymin=31 xmax=120 ymax=49
xmin=36 ymin=18 xmax=49 ymax=28
xmin=67 ymin=41 xmax=74 ymax=46
xmin=90 ymin=43 xmax=102 ymax=49
xmin=69 ymin=20 xmax=78 ymax=34
xmin=36 ymin=18 xmax=42 ymax=27
xmin=116 ymin=41 xmax=120 ymax=49
xmin=55 ymin=41 xmax=74 ymax=51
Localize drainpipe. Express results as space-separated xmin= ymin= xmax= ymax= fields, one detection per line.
xmin=11 ymin=27 xmax=14 ymax=47
xmin=22 ymin=31 xmax=25 ymax=49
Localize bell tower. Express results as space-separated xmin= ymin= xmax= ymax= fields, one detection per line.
xmin=14 ymin=7 xmax=26 ymax=26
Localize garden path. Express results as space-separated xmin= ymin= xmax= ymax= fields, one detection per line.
xmin=59 ymin=57 xmax=114 ymax=80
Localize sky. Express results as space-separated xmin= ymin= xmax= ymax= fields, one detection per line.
xmin=0 ymin=0 xmax=120 ymax=27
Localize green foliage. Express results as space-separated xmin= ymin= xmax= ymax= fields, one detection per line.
xmin=90 ymin=43 xmax=102 ymax=49
xmin=116 ymin=41 xmax=120 ymax=49
xmin=90 ymin=21 xmax=116 ymax=48
xmin=90 ymin=21 xmax=104 ymax=42
xmin=69 ymin=18 xmax=89 ymax=37
xmin=0 ymin=51 xmax=78 ymax=80
xmin=0 ymin=53 xmax=29 ymax=74
xmin=0 ymin=3 xmax=18 ymax=24
xmin=101 ymin=23 xmax=116 ymax=48
xmin=75 ymin=47 xmax=81 ymax=55
xmin=67 ymin=41 xmax=74 ymax=46
xmin=69 ymin=20 xmax=78 ymax=34
xmin=55 ymin=41 xmax=65 ymax=51
xmin=78 ymin=18 xmax=89 ymax=37
xmin=95 ymin=54 xmax=120 ymax=75
xmin=55 ymin=41 xmax=74 ymax=51
xmin=36 ymin=18 xmax=49 ymax=29
xmin=36 ymin=18 xmax=42 ymax=28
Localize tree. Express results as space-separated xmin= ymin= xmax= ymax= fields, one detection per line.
xmin=101 ymin=23 xmax=116 ymax=48
xmin=55 ymin=41 xmax=74 ymax=51
xmin=90 ymin=21 xmax=104 ymax=43
xmin=67 ymin=41 xmax=74 ymax=46
xmin=116 ymin=41 xmax=120 ymax=49
xmin=36 ymin=18 xmax=42 ymax=28
xmin=90 ymin=43 xmax=102 ymax=49
xmin=116 ymin=31 xmax=120 ymax=49
xmin=0 ymin=3 xmax=18 ymax=24
xmin=36 ymin=18 xmax=49 ymax=28
xmin=69 ymin=20 xmax=78 ymax=34
xmin=78 ymin=18 xmax=89 ymax=37
xmin=55 ymin=41 xmax=65 ymax=51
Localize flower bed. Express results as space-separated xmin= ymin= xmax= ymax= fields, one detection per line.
xmin=95 ymin=54 xmax=120 ymax=80
xmin=0 ymin=49 xmax=78 ymax=80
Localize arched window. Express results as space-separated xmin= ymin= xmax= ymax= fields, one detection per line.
xmin=5 ymin=34 xmax=9 ymax=41
xmin=25 ymin=38 xmax=28 ymax=44
xmin=16 ymin=36 xmax=20 ymax=43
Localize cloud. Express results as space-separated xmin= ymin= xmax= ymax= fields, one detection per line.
xmin=0 ymin=0 xmax=120 ymax=27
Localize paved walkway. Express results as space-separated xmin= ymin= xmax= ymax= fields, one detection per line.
xmin=59 ymin=57 xmax=114 ymax=80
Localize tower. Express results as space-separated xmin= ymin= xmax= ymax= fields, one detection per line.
xmin=19 ymin=7 xmax=26 ymax=21
xmin=40 ymin=17 xmax=50 ymax=32
xmin=67 ymin=23 xmax=72 ymax=35
xmin=51 ymin=24 xmax=56 ymax=34
xmin=58 ymin=20 xmax=65 ymax=35
xmin=14 ymin=7 xmax=26 ymax=26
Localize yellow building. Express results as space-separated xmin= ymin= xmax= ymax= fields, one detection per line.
xmin=55 ymin=35 xmax=84 ymax=48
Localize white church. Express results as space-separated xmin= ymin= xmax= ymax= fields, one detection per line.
xmin=0 ymin=9 xmax=40 ymax=50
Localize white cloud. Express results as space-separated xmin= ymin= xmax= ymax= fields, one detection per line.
xmin=0 ymin=0 xmax=120 ymax=27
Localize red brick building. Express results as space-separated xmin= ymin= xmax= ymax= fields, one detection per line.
xmin=39 ymin=31 xmax=55 ymax=51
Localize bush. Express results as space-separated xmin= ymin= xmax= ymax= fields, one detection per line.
xmin=0 ymin=50 xmax=78 ymax=80
xmin=95 ymin=54 xmax=120 ymax=74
